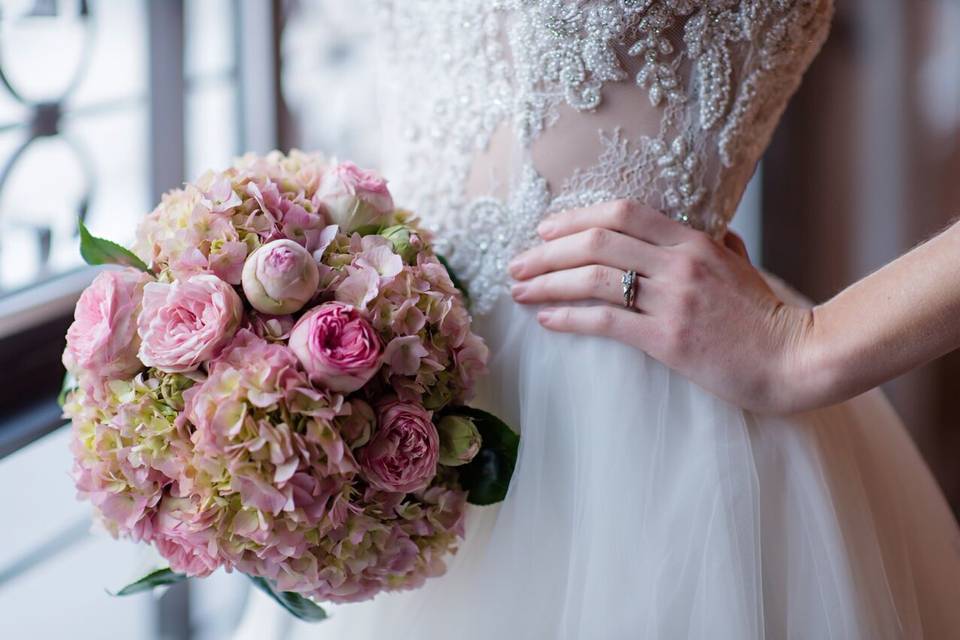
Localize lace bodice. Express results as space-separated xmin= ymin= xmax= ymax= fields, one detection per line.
xmin=375 ymin=0 xmax=833 ymax=313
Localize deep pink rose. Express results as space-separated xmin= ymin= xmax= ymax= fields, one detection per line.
xmin=63 ymin=268 xmax=151 ymax=380
xmin=137 ymin=274 xmax=243 ymax=372
xmin=316 ymin=161 xmax=394 ymax=232
xmin=289 ymin=302 xmax=383 ymax=392
xmin=360 ymin=402 xmax=439 ymax=493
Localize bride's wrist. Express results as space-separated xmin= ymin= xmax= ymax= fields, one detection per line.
xmin=785 ymin=302 xmax=851 ymax=412
xmin=772 ymin=303 xmax=841 ymax=414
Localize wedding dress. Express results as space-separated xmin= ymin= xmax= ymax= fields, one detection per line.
xmin=235 ymin=1 xmax=960 ymax=637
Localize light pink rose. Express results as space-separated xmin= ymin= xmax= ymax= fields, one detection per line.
xmin=359 ymin=401 xmax=439 ymax=493
xmin=316 ymin=161 xmax=394 ymax=232
xmin=64 ymin=269 xmax=151 ymax=380
xmin=241 ymin=239 xmax=320 ymax=315
xmin=137 ymin=274 xmax=243 ymax=373
xmin=289 ymin=302 xmax=383 ymax=392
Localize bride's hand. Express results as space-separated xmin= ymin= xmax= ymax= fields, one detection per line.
xmin=508 ymin=199 xmax=817 ymax=414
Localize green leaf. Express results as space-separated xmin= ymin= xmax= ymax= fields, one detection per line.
xmin=248 ymin=576 xmax=328 ymax=622
xmin=58 ymin=371 xmax=78 ymax=408
xmin=113 ymin=568 xmax=188 ymax=596
xmin=78 ymin=218 xmax=150 ymax=272
xmin=444 ymin=406 xmax=519 ymax=506
xmin=436 ymin=254 xmax=470 ymax=305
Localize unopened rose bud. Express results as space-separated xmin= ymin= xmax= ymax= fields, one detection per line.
xmin=241 ymin=239 xmax=320 ymax=315
xmin=316 ymin=162 xmax=394 ymax=233
xmin=437 ymin=415 xmax=482 ymax=467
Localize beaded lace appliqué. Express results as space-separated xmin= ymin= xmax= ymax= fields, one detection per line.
xmin=378 ymin=0 xmax=833 ymax=313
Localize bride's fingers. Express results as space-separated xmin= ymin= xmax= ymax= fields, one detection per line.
xmin=536 ymin=305 xmax=661 ymax=352
xmin=509 ymin=228 xmax=669 ymax=281
xmin=537 ymin=199 xmax=695 ymax=246
xmin=511 ymin=265 xmax=658 ymax=309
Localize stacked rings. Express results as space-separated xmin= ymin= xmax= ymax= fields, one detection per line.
xmin=621 ymin=270 xmax=637 ymax=309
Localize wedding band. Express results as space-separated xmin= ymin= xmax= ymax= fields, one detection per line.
xmin=621 ymin=270 xmax=637 ymax=309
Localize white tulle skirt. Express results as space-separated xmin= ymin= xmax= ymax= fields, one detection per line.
xmin=235 ymin=292 xmax=960 ymax=640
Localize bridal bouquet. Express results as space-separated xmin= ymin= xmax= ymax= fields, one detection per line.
xmin=61 ymin=151 xmax=518 ymax=620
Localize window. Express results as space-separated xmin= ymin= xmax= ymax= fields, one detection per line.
xmin=0 ymin=2 xmax=282 ymax=638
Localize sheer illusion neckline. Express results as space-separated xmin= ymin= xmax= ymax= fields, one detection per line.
xmin=376 ymin=0 xmax=833 ymax=313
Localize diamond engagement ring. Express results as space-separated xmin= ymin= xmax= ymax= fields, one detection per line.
xmin=621 ymin=270 xmax=637 ymax=309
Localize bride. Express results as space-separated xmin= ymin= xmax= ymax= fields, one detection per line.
xmin=237 ymin=0 xmax=960 ymax=637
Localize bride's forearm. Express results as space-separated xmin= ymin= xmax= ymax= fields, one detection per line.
xmin=803 ymin=219 xmax=960 ymax=406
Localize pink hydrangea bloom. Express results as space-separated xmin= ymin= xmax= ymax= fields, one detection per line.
xmin=66 ymin=376 xmax=189 ymax=541
xmin=383 ymin=335 xmax=431 ymax=377
xmin=135 ymin=186 xmax=249 ymax=284
xmin=152 ymin=493 xmax=223 ymax=577
xmin=356 ymin=235 xmax=403 ymax=281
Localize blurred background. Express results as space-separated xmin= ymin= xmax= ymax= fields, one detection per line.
xmin=0 ymin=0 xmax=958 ymax=638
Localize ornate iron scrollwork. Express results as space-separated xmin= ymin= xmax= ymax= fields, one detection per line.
xmin=0 ymin=0 xmax=96 ymax=286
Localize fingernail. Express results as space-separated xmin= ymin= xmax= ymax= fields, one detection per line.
xmin=537 ymin=220 xmax=556 ymax=237
xmin=508 ymin=258 xmax=525 ymax=278
xmin=511 ymin=283 xmax=528 ymax=300
xmin=537 ymin=308 xmax=555 ymax=324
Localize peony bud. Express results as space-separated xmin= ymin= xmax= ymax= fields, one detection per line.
xmin=380 ymin=225 xmax=421 ymax=264
xmin=436 ymin=415 xmax=482 ymax=467
xmin=241 ymin=239 xmax=320 ymax=315
xmin=316 ymin=161 xmax=394 ymax=233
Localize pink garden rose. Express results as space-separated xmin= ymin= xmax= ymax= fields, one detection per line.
xmin=137 ymin=274 xmax=243 ymax=372
xmin=241 ymin=239 xmax=320 ymax=314
xmin=359 ymin=401 xmax=439 ymax=493
xmin=289 ymin=302 xmax=383 ymax=392
xmin=64 ymin=268 xmax=151 ymax=380
xmin=316 ymin=161 xmax=394 ymax=232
